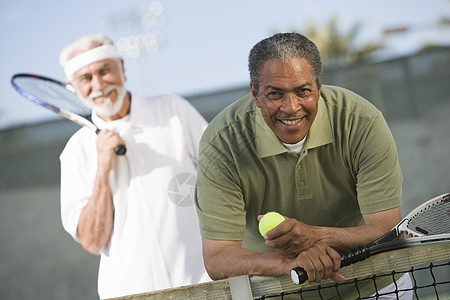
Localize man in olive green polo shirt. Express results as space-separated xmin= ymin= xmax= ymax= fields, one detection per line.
xmin=195 ymin=33 xmax=411 ymax=298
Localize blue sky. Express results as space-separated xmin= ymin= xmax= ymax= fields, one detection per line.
xmin=1 ymin=0 xmax=449 ymax=129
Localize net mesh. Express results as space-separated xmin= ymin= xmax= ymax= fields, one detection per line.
xmin=111 ymin=242 xmax=449 ymax=300
xmin=257 ymin=261 xmax=450 ymax=299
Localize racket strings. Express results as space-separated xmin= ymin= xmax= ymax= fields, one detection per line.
xmin=407 ymin=200 xmax=450 ymax=235
xmin=13 ymin=76 xmax=91 ymax=116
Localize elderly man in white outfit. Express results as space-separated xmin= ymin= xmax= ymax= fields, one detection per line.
xmin=59 ymin=34 xmax=210 ymax=299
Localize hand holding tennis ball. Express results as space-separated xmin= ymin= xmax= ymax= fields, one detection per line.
xmin=258 ymin=212 xmax=285 ymax=237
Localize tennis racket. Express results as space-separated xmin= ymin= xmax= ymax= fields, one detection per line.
xmin=10 ymin=73 xmax=126 ymax=155
xmin=291 ymin=192 xmax=450 ymax=285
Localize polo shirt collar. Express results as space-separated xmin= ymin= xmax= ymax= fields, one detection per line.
xmin=255 ymin=106 xmax=287 ymax=158
xmin=255 ymin=96 xmax=333 ymax=158
xmin=306 ymin=96 xmax=334 ymax=150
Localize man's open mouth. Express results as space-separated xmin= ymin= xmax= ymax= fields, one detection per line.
xmin=279 ymin=115 xmax=306 ymax=126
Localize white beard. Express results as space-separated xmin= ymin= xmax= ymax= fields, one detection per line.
xmin=80 ymin=84 xmax=127 ymax=117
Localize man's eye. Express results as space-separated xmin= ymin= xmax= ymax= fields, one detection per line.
xmin=78 ymin=76 xmax=90 ymax=84
xmin=99 ymin=67 xmax=111 ymax=76
xmin=296 ymin=89 xmax=312 ymax=97
xmin=267 ymin=91 xmax=283 ymax=99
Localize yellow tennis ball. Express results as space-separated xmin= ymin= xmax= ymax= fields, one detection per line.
xmin=259 ymin=212 xmax=285 ymax=237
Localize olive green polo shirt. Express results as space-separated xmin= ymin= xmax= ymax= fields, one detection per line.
xmin=195 ymin=85 xmax=402 ymax=253
xmin=195 ymin=85 xmax=403 ymax=299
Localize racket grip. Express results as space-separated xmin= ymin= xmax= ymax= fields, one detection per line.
xmin=290 ymin=267 xmax=308 ymax=285
xmin=290 ymin=246 xmax=370 ymax=285
xmin=114 ymin=145 xmax=127 ymax=155
xmin=340 ymin=246 xmax=370 ymax=267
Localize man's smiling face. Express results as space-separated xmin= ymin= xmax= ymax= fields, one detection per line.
xmin=251 ymin=57 xmax=321 ymax=144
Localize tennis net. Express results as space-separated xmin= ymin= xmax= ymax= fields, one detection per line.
xmin=111 ymin=241 xmax=449 ymax=299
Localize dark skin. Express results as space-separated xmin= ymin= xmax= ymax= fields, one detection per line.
xmin=252 ymin=58 xmax=400 ymax=257
xmin=258 ymin=213 xmax=400 ymax=259
xmin=202 ymin=57 xmax=401 ymax=283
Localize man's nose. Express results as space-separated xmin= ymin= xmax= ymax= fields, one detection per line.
xmin=281 ymin=93 xmax=301 ymax=113
xmin=90 ymin=74 xmax=106 ymax=91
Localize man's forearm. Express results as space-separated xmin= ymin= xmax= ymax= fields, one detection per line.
xmin=202 ymin=238 xmax=344 ymax=284
xmin=77 ymin=169 xmax=114 ymax=254
xmin=202 ymin=239 xmax=291 ymax=280
xmin=314 ymin=223 xmax=392 ymax=252
xmin=265 ymin=207 xmax=401 ymax=257
xmin=324 ymin=208 xmax=401 ymax=252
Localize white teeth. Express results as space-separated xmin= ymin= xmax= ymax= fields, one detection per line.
xmin=281 ymin=118 xmax=301 ymax=125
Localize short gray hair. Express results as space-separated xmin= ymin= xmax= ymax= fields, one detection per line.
xmin=59 ymin=34 xmax=114 ymax=67
xmin=248 ymin=33 xmax=322 ymax=90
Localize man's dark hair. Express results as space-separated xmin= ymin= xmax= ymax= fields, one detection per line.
xmin=248 ymin=32 xmax=322 ymax=90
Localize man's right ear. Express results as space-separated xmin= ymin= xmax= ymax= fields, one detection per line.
xmin=65 ymin=83 xmax=76 ymax=93
xmin=250 ymin=82 xmax=260 ymax=108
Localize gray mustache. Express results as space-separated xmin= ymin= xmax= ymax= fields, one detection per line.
xmin=88 ymin=86 xmax=116 ymax=99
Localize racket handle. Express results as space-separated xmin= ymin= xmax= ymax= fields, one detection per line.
xmin=290 ymin=267 xmax=308 ymax=285
xmin=114 ymin=145 xmax=127 ymax=155
xmin=340 ymin=246 xmax=370 ymax=267
xmin=290 ymin=246 xmax=370 ymax=285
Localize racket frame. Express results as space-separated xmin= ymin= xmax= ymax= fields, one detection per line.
xmin=290 ymin=192 xmax=450 ymax=285
xmin=11 ymin=73 xmax=126 ymax=155
xmin=372 ymin=192 xmax=450 ymax=246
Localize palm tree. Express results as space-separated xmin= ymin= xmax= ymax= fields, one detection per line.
xmin=304 ymin=16 xmax=384 ymax=68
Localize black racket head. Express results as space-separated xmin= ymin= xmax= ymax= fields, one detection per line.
xmin=11 ymin=73 xmax=91 ymax=117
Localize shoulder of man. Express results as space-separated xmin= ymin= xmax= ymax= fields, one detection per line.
xmin=132 ymin=93 xmax=189 ymax=108
xmin=320 ymin=85 xmax=382 ymax=118
xmin=130 ymin=93 xmax=207 ymax=128
xmin=60 ymin=126 xmax=94 ymax=160
xmin=130 ymin=93 xmax=199 ymax=117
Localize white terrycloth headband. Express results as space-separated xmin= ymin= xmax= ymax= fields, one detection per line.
xmin=64 ymin=45 xmax=119 ymax=81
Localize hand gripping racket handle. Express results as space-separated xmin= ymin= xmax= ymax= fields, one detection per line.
xmin=290 ymin=246 xmax=371 ymax=285
xmin=95 ymin=129 xmax=127 ymax=155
